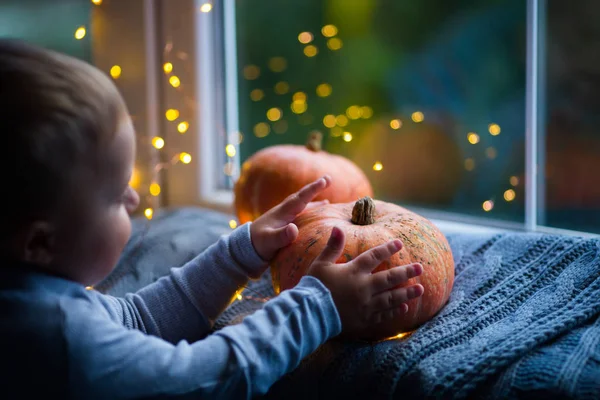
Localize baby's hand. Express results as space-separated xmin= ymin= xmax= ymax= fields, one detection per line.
xmin=249 ymin=176 xmax=331 ymax=275
xmin=307 ymin=226 xmax=424 ymax=338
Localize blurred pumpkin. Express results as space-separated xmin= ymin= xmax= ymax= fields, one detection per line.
xmin=351 ymin=117 xmax=463 ymax=206
xmin=234 ymin=132 xmax=373 ymax=224
xmin=271 ymin=196 xmax=455 ymax=341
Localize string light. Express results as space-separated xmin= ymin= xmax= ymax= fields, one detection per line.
xmin=266 ymin=108 xmax=282 ymax=121
xmin=504 ymin=189 xmax=516 ymax=202
xmin=486 ymin=147 xmax=497 ymax=159
xmin=327 ymin=38 xmax=343 ymax=50
xmin=163 ymin=62 xmax=173 ymax=74
xmin=361 ymin=106 xmax=373 ymax=119
xmin=243 ymin=65 xmax=260 ymax=80
xmin=467 ymin=132 xmax=480 ymax=144
xmin=250 ymin=89 xmax=264 ymax=101
xmin=291 ymin=100 xmax=307 ymax=114
xmin=489 ymin=123 xmax=501 ymax=136
xmin=144 ymin=208 xmax=154 ymax=220
xmin=152 ymin=137 xmax=165 ymax=149
xmin=390 ymin=119 xmax=402 ymax=129
xmin=85 ymin=286 xmax=94 ymax=290
xmin=274 ymin=81 xmax=289 ymax=94
xmin=110 ymin=65 xmax=122 ymax=79
xmin=75 ymin=27 xmax=86 ymax=40
xmin=482 ymin=200 xmax=494 ymax=212
xmin=200 ymin=3 xmax=212 ymax=12
xmin=179 ymin=153 xmax=192 ymax=164
xmin=91 ymin=0 xmax=102 ymax=5
xmin=346 ymin=105 xmax=362 ymax=119
xmin=323 ymin=114 xmax=336 ymax=128
xmin=336 ymin=115 xmax=348 ymax=127
xmin=254 ymin=122 xmax=270 ymax=138
xmin=464 ymin=158 xmax=475 ymax=171
xmin=177 ymin=121 xmax=189 ymax=133
xmin=273 ymin=120 xmax=288 ymax=134
xmin=304 ymin=45 xmax=318 ymax=57
xmin=165 ymin=109 xmax=179 ymax=121
xmin=293 ymin=92 xmax=306 ymax=102
xmin=298 ymin=32 xmax=313 ymax=44
xmin=268 ymin=57 xmax=287 ymax=72
xmin=169 ymin=76 xmax=181 ymax=88
xmin=225 ymin=144 xmax=236 ymax=157
xmin=510 ymin=176 xmax=519 ymax=186
xmin=129 ymin=167 xmax=140 ymax=189
xmin=321 ymin=25 xmax=338 ymax=37
xmin=229 ymin=220 xmax=238 ymax=229
xmin=316 ymin=83 xmax=332 ymax=97
xmin=343 ymin=132 xmax=353 ymax=142
xmin=149 ymin=183 xmax=161 ymax=196
xmin=373 ymin=162 xmax=383 ymax=171
xmin=411 ymin=111 xmax=424 ymax=123
xmin=330 ymin=127 xmax=343 ymax=137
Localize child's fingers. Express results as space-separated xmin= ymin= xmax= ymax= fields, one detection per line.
xmin=313 ymin=226 xmax=345 ymax=265
xmin=351 ymin=240 xmax=403 ymax=273
xmin=369 ymin=263 xmax=423 ymax=294
xmin=369 ymin=305 xmax=407 ymax=325
xmin=268 ymin=223 xmax=299 ymax=249
xmin=277 ymin=176 xmax=331 ymax=217
xmin=370 ymin=284 xmax=424 ymax=312
xmin=304 ymin=199 xmax=330 ymax=210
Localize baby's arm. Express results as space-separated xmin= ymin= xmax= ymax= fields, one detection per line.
xmin=68 ymin=276 xmax=341 ymax=399
xmin=98 ymin=222 xmax=265 ymax=343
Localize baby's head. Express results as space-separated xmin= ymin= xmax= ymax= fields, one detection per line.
xmin=0 ymin=39 xmax=140 ymax=285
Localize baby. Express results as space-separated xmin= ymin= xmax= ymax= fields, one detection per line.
xmin=0 ymin=39 xmax=424 ymax=399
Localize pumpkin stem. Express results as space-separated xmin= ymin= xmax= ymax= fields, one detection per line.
xmin=351 ymin=196 xmax=376 ymax=225
xmin=305 ymin=131 xmax=323 ymax=152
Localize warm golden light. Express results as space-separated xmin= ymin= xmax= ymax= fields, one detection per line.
xmin=346 ymin=105 xmax=362 ymax=120
xmin=327 ymin=38 xmax=343 ymax=50
xmin=304 ymin=45 xmax=318 ymax=57
xmin=149 ymin=183 xmax=161 ymax=196
xmin=225 ymin=144 xmax=236 ymax=157
xmin=316 ymin=83 xmax=332 ymax=97
xmin=109 ymin=65 xmax=121 ymax=79
xmin=267 ymin=108 xmax=282 ymax=122
xmin=268 ymin=57 xmax=287 ymax=72
xmin=91 ymin=0 xmax=102 ymax=5
xmin=411 ymin=111 xmax=424 ymax=123
xmin=361 ymin=106 xmax=373 ymax=119
xmin=291 ymin=100 xmax=307 ymax=114
xmin=144 ymin=208 xmax=154 ymax=220
xmin=336 ymin=115 xmax=349 ymax=127
xmin=177 ymin=121 xmax=189 ymax=134
xmin=482 ymin=200 xmax=494 ymax=212
xmin=243 ymin=65 xmax=260 ymax=80
xmin=510 ymin=176 xmax=519 ymax=186
xmin=323 ymin=114 xmax=336 ymax=128
xmin=129 ymin=167 xmax=140 ymax=189
xmin=298 ymin=32 xmax=314 ymax=44
xmin=250 ymin=89 xmax=264 ymax=101
xmin=229 ymin=219 xmax=238 ymax=229
xmin=504 ymin=189 xmax=516 ymax=202
xmin=488 ymin=123 xmax=501 ymax=136
xmin=274 ymin=81 xmax=290 ymax=94
xmin=163 ymin=62 xmax=173 ymax=74
xmin=152 ymin=137 xmax=165 ymax=149
xmin=390 ymin=119 xmax=402 ymax=130
xmin=200 ymin=3 xmax=212 ymax=12
xmin=254 ymin=122 xmax=270 ymax=138
xmin=322 ymin=24 xmax=338 ymax=37
xmin=169 ymin=76 xmax=181 ymax=88
xmin=165 ymin=109 xmax=179 ymax=121
xmin=330 ymin=127 xmax=343 ymax=137
xmin=179 ymin=153 xmax=192 ymax=164
xmin=273 ymin=120 xmax=288 ymax=134
xmin=343 ymin=132 xmax=353 ymax=142
xmin=373 ymin=161 xmax=383 ymax=171
xmin=75 ymin=27 xmax=86 ymax=40
xmin=293 ymin=92 xmax=306 ymax=102
xmin=464 ymin=158 xmax=475 ymax=171
xmin=467 ymin=132 xmax=480 ymax=144
xmin=85 ymin=286 xmax=94 ymax=290
xmin=486 ymin=147 xmax=497 ymax=159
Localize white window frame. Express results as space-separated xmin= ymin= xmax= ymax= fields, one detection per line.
xmin=194 ymin=0 xmax=599 ymax=238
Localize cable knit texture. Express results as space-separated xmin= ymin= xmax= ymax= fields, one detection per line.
xmin=103 ymin=208 xmax=600 ymax=399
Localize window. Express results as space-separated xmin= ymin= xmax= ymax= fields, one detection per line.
xmin=210 ymin=0 xmax=598 ymax=236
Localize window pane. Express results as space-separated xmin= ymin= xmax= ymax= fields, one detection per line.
xmin=543 ymin=0 xmax=600 ymax=233
xmin=235 ymin=0 xmax=526 ymax=222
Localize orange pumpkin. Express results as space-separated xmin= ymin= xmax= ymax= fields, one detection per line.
xmin=234 ymin=132 xmax=373 ymax=224
xmin=350 ymin=117 xmax=463 ymax=206
xmin=271 ymin=196 xmax=455 ymax=340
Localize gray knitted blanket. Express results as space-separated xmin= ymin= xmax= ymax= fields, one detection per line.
xmin=100 ymin=208 xmax=600 ymax=399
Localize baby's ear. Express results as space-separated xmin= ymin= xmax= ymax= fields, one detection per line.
xmin=20 ymin=221 xmax=55 ymax=266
